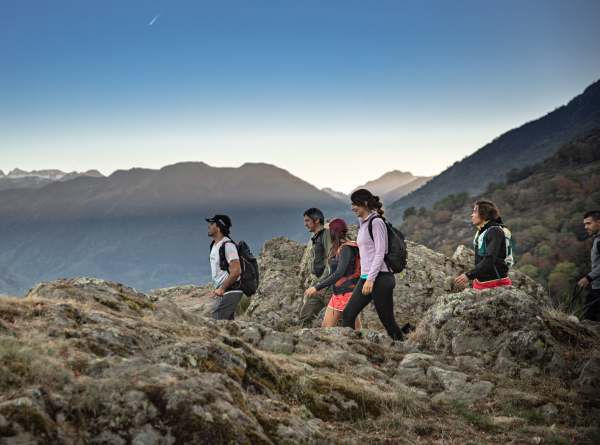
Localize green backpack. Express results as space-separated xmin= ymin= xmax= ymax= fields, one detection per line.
xmin=473 ymin=225 xmax=517 ymax=278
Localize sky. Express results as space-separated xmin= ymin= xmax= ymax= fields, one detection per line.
xmin=1 ymin=1 xmax=599 ymax=193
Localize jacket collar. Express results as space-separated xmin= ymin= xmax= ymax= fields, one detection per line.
xmin=311 ymin=227 xmax=326 ymax=242
xmin=478 ymin=220 xmax=500 ymax=233
xmin=359 ymin=212 xmax=377 ymax=225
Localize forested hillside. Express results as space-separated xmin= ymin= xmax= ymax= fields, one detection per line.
xmin=400 ymin=127 xmax=600 ymax=301
xmin=387 ymin=79 xmax=600 ymax=221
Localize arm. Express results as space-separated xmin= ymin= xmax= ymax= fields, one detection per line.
xmin=465 ymin=228 xmax=503 ymax=280
xmin=212 ymin=259 xmax=241 ymax=297
xmin=366 ymin=218 xmax=387 ymax=282
xmin=315 ymin=246 xmax=354 ymax=291
xmin=581 ymin=238 xmax=600 ymax=286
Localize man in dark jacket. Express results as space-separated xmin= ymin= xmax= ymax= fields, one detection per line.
xmin=455 ymin=200 xmax=513 ymax=289
xmin=299 ymin=208 xmax=332 ymax=328
xmin=577 ymin=210 xmax=600 ymax=321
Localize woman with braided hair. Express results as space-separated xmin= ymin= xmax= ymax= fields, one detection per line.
xmin=341 ymin=189 xmax=405 ymax=341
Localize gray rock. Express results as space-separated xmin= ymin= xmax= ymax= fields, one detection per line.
xmin=259 ymin=332 xmax=295 ymax=354
xmin=454 ymin=355 xmax=484 ymax=369
xmin=577 ymin=357 xmax=600 ymax=393
xmin=520 ymin=367 xmax=541 ymax=380
xmin=546 ymin=352 xmax=567 ymax=377
xmin=537 ymin=402 xmax=559 ymax=416
xmin=393 ymin=366 xmax=426 ymax=382
xmin=427 ymin=366 xmax=494 ymax=404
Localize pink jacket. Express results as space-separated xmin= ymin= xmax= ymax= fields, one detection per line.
xmin=356 ymin=212 xmax=389 ymax=281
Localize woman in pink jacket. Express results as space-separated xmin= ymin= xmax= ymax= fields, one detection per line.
xmin=341 ymin=189 xmax=404 ymax=341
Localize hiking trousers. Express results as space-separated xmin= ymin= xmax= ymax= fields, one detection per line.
xmin=299 ymin=286 xmax=332 ymax=328
xmin=212 ymin=290 xmax=244 ymax=320
xmin=583 ymin=288 xmax=600 ymax=322
xmin=341 ymin=273 xmax=404 ymax=341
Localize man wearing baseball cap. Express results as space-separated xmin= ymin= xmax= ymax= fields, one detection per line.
xmin=206 ymin=214 xmax=243 ymax=320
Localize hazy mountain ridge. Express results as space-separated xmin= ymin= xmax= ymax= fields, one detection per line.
xmin=354 ymin=170 xmax=417 ymax=195
xmin=0 ymin=162 xmax=350 ymax=294
xmin=381 ymin=176 xmax=432 ymax=205
xmin=0 ymin=265 xmax=33 ymax=297
xmin=0 ymin=168 xmax=104 ymax=190
xmin=322 ymin=171 xmax=432 ymax=208
xmin=387 ymin=79 xmax=600 ymax=221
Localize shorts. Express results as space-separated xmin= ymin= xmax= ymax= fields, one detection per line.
xmin=328 ymin=292 xmax=353 ymax=312
xmin=473 ymin=277 xmax=512 ymax=290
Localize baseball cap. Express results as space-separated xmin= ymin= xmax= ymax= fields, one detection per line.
xmin=205 ymin=214 xmax=232 ymax=229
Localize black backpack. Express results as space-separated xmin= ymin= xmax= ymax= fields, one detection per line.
xmin=367 ymin=217 xmax=408 ymax=274
xmin=210 ymin=239 xmax=260 ymax=296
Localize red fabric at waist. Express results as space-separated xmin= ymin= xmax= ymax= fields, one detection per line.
xmin=473 ymin=277 xmax=512 ymax=290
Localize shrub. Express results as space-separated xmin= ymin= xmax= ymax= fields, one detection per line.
xmin=519 ymin=264 xmax=539 ymax=279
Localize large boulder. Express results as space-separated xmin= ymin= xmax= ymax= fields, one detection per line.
xmin=415 ymin=286 xmax=600 ymax=384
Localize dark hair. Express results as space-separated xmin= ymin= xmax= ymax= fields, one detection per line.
xmin=474 ymin=200 xmax=500 ymax=222
xmin=303 ymin=208 xmax=325 ymax=225
xmin=217 ymin=215 xmax=232 ymax=236
xmin=584 ymin=210 xmax=600 ymax=221
xmin=328 ymin=228 xmax=351 ymax=264
xmin=350 ymin=189 xmax=386 ymax=221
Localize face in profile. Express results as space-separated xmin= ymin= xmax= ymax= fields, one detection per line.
xmin=471 ymin=206 xmax=485 ymax=226
xmin=208 ymin=222 xmax=220 ymax=237
xmin=304 ymin=215 xmax=317 ymax=232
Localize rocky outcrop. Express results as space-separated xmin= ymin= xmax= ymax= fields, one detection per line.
xmin=2 ymin=237 xmax=599 ymax=444
xmin=415 ymin=286 xmax=600 ymax=388
xmin=241 ymin=233 xmax=548 ymax=329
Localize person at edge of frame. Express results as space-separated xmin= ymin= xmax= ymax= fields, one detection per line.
xmin=577 ymin=210 xmax=600 ymax=322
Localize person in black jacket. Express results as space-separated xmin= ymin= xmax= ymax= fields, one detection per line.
xmin=455 ymin=200 xmax=512 ymax=290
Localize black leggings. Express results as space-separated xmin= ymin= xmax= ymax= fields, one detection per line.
xmin=341 ymin=273 xmax=404 ymax=341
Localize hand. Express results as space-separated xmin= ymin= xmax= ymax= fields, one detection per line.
xmin=362 ymin=280 xmax=374 ymax=295
xmin=304 ymin=287 xmax=317 ymax=297
xmin=315 ymin=288 xmax=325 ymax=296
xmin=211 ymin=287 xmax=225 ymax=299
xmin=454 ymin=274 xmax=469 ymax=286
xmin=578 ymin=277 xmax=590 ymax=288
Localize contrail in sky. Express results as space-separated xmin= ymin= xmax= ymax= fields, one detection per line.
xmin=149 ymin=13 xmax=161 ymax=26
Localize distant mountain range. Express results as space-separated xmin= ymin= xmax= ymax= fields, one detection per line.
xmin=0 ymin=162 xmax=349 ymax=294
xmin=387 ymin=78 xmax=600 ymax=221
xmin=322 ymin=171 xmax=432 ymax=209
xmin=0 ymin=168 xmax=104 ymax=190
xmin=0 ymin=265 xmax=33 ymax=297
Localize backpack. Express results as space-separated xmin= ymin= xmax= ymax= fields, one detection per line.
xmin=367 ymin=217 xmax=408 ymax=274
xmin=210 ymin=239 xmax=260 ymax=296
xmin=334 ymin=242 xmax=361 ymax=290
xmin=473 ymin=225 xmax=516 ymax=268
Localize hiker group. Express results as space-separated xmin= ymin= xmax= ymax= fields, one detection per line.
xmin=206 ymin=192 xmax=600 ymax=338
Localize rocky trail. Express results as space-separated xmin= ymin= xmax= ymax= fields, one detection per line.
xmin=1 ymin=233 xmax=599 ymax=444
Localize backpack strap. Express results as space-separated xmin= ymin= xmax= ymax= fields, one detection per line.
xmin=337 ymin=242 xmax=358 ymax=256
xmin=368 ymin=216 xmax=383 ymax=241
xmin=218 ymin=239 xmax=234 ymax=271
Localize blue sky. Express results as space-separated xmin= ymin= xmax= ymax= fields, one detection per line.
xmin=1 ymin=1 xmax=599 ymax=193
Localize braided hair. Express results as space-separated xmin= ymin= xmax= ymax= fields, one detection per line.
xmin=350 ymin=189 xmax=386 ymax=221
